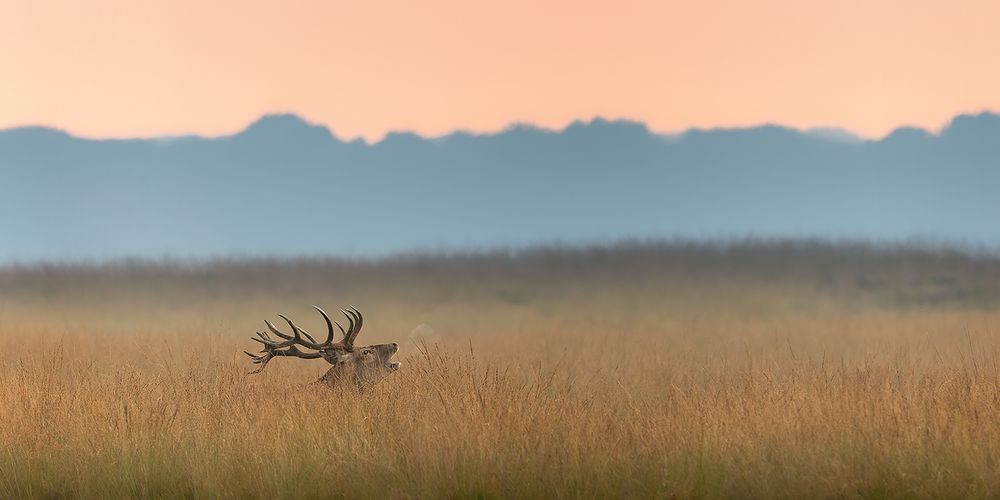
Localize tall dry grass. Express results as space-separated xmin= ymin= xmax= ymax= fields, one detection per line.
xmin=2 ymin=240 xmax=1000 ymax=498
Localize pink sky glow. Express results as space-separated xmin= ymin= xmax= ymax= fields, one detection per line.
xmin=3 ymin=0 xmax=999 ymax=140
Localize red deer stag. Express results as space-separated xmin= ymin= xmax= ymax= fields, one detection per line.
xmin=245 ymin=306 xmax=401 ymax=386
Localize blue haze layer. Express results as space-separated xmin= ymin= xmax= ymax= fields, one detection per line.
xmin=1 ymin=112 xmax=998 ymax=262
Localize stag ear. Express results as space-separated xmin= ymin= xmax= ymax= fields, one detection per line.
xmin=320 ymin=351 xmax=351 ymax=365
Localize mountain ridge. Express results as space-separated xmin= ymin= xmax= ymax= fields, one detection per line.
xmin=4 ymin=110 xmax=998 ymax=147
xmin=1 ymin=110 xmax=999 ymax=262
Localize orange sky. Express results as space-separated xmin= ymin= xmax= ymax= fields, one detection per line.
xmin=3 ymin=0 xmax=999 ymax=141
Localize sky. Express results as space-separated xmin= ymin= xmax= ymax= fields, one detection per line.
xmin=3 ymin=0 xmax=999 ymax=141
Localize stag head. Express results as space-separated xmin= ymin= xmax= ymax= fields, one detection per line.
xmin=245 ymin=306 xmax=401 ymax=386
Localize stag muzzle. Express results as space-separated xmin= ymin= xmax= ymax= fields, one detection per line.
xmin=386 ymin=342 xmax=402 ymax=371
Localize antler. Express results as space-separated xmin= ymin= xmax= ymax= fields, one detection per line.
xmin=245 ymin=305 xmax=365 ymax=373
xmin=311 ymin=305 xmax=364 ymax=350
xmin=340 ymin=306 xmax=364 ymax=349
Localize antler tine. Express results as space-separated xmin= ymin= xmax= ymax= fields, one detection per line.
xmin=252 ymin=329 xmax=295 ymax=348
xmin=300 ymin=330 xmax=319 ymax=344
xmin=340 ymin=308 xmax=357 ymax=348
xmin=342 ymin=306 xmax=364 ymax=347
xmin=311 ymin=305 xmax=336 ymax=347
xmin=244 ymin=350 xmax=274 ymax=374
xmin=277 ymin=314 xmax=325 ymax=350
xmin=283 ymin=314 xmax=320 ymax=344
xmin=344 ymin=308 xmax=356 ymax=331
xmin=264 ymin=320 xmax=295 ymax=341
xmin=252 ymin=336 xmax=285 ymax=348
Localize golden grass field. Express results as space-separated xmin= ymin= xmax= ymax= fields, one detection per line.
xmin=2 ymin=241 xmax=1000 ymax=499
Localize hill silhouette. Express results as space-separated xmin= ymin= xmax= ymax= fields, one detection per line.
xmin=1 ymin=112 xmax=999 ymax=261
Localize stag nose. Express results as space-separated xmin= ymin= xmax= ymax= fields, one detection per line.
xmin=391 ymin=342 xmax=398 ymax=351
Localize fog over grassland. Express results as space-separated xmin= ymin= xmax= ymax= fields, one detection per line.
xmin=1 ymin=112 xmax=998 ymax=262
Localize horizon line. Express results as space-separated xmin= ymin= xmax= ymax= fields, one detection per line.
xmin=3 ymin=108 xmax=998 ymax=146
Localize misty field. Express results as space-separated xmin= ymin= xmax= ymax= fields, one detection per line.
xmin=3 ymin=241 xmax=1000 ymax=498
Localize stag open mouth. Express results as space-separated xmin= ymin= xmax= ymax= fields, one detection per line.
xmin=387 ymin=343 xmax=402 ymax=371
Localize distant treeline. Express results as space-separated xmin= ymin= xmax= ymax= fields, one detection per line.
xmin=3 ymin=239 xmax=999 ymax=308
